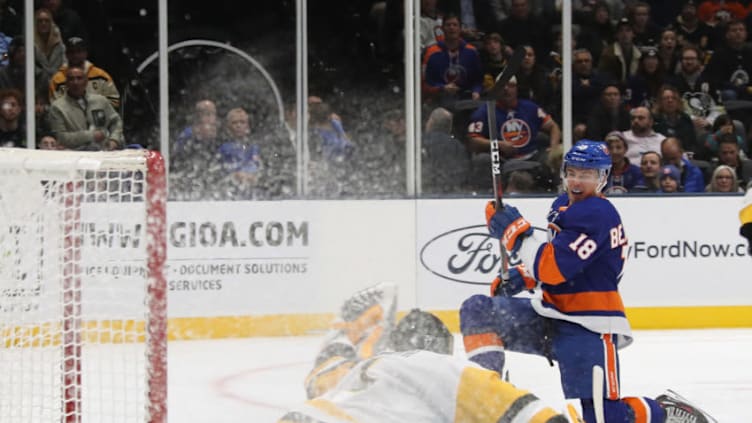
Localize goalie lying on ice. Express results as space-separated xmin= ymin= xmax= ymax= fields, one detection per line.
xmin=277 ymin=283 xmax=577 ymax=423
xmin=741 ymin=181 xmax=752 ymax=255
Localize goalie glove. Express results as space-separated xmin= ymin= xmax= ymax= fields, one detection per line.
xmin=490 ymin=264 xmax=537 ymax=297
xmin=485 ymin=201 xmax=533 ymax=254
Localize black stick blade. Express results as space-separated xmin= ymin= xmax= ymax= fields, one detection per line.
xmin=486 ymin=47 xmax=526 ymax=99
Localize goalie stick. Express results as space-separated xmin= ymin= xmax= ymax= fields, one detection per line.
xmin=487 ymin=47 xmax=525 ymax=282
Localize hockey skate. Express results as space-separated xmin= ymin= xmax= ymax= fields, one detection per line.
xmin=656 ymin=390 xmax=718 ymax=423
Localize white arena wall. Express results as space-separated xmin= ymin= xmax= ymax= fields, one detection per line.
xmin=85 ymin=196 xmax=752 ymax=339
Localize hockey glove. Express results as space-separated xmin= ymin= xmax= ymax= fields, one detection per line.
xmin=485 ymin=201 xmax=533 ymax=254
xmin=741 ymin=222 xmax=752 ymax=256
xmin=490 ymin=264 xmax=536 ymax=297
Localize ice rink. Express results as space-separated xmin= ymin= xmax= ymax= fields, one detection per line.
xmin=168 ymin=328 xmax=752 ymax=422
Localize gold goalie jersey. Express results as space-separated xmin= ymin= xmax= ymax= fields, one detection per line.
xmin=741 ymin=182 xmax=752 ymax=254
xmin=280 ymin=350 xmax=569 ymax=423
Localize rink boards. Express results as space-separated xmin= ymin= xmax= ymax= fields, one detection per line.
xmin=5 ymin=196 xmax=750 ymax=340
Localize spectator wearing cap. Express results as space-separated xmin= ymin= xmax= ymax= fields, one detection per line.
xmin=598 ymin=17 xmax=642 ymax=83
xmin=49 ymin=36 xmax=120 ymax=110
xmin=674 ymin=1 xmax=714 ymax=50
xmin=48 ymin=64 xmax=123 ymax=151
xmin=604 ymin=130 xmax=643 ymax=193
xmin=661 ymin=136 xmax=705 ymax=192
xmin=626 ymin=46 xmax=666 ymax=108
xmin=659 ymin=163 xmax=681 ymax=193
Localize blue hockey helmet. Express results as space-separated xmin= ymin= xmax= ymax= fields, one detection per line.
xmin=562 ymin=139 xmax=612 ymax=193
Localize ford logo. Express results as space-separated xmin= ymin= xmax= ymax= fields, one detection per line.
xmin=420 ymin=225 xmax=501 ymax=285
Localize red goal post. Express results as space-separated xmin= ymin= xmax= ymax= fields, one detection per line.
xmin=0 ymin=148 xmax=167 ymax=422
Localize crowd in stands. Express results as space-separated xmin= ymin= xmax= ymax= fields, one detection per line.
xmin=1 ymin=0 xmax=752 ymax=200
xmin=419 ymin=0 xmax=752 ymax=195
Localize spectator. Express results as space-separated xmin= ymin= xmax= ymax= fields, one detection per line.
xmin=218 ymin=107 xmax=261 ymax=192
xmin=49 ymin=37 xmax=120 ymax=110
xmin=627 ymin=2 xmax=661 ymax=47
xmin=419 ymin=0 xmax=444 ymax=50
xmin=515 ymin=45 xmax=549 ymax=104
xmin=33 ymin=8 xmax=64 ymax=94
xmin=657 ymin=28 xmax=680 ymax=74
xmin=575 ymin=1 xmax=614 ymax=64
xmin=0 ymin=29 xmax=10 ymax=67
xmin=40 ymin=0 xmax=87 ymax=42
xmin=626 ymin=47 xmax=666 ymax=108
xmin=504 ymin=169 xmax=537 ymax=195
xmin=169 ymin=112 xmax=221 ymax=201
xmin=706 ymin=164 xmax=744 ymax=192
xmin=583 ymin=83 xmax=632 ymax=140
xmin=48 ymin=64 xmax=123 ymax=151
xmin=0 ymin=88 xmax=23 ymax=147
xmin=703 ymin=19 xmax=752 ymax=102
xmin=697 ymin=0 xmax=747 ymax=27
xmin=659 ymin=163 xmax=682 ymax=193
xmin=599 ymin=17 xmax=642 ymax=83
xmin=0 ymin=0 xmax=21 ymax=37
xmin=716 ymin=133 xmax=752 ymax=185
xmin=622 ymin=106 xmax=666 ymax=163
xmin=174 ymin=99 xmax=217 ymax=153
xmin=668 ymin=45 xmax=721 ymax=134
xmin=498 ymin=0 xmax=550 ymax=56
xmin=38 ymin=133 xmax=60 ymax=150
xmin=660 ymin=136 xmax=706 ymax=192
xmin=652 ymin=85 xmax=699 ymax=156
xmin=572 ymin=49 xmax=607 ymax=126
xmin=480 ymin=33 xmax=507 ymax=94
xmin=309 ymin=100 xmax=354 ymax=162
xmin=421 ymin=106 xmax=470 ymax=194
xmin=704 ymin=114 xmax=748 ymax=157
xmin=674 ymin=1 xmax=714 ymax=50
xmin=466 ymin=75 xmax=561 ymax=162
xmin=604 ymin=130 xmax=643 ymax=193
xmin=439 ymin=0 xmax=505 ymax=42
xmin=632 ymin=150 xmax=662 ymax=192
xmin=0 ymin=36 xmax=25 ymax=92
xmin=421 ymin=13 xmax=483 ymax=107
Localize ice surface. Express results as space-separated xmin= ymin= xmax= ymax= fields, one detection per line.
xmin=168 ymin=329 xmax=752 ymax=422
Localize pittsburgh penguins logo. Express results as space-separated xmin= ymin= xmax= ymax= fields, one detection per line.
xmin=730 ymin=68 xmax=750 ymax=87
xmin=499 ymin=118 xmax=531 ymax=148
xmin=682 ymin=91 xmax=715 ymax=118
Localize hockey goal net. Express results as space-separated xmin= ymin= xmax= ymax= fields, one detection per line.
xmin=0 ymin=148 xmax=167 ymax=422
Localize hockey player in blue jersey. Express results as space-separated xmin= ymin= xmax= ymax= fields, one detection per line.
xmin=460 ymin=140 xmax=717 ymax=423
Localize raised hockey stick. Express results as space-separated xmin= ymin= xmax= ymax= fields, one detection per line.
xmin=487 ymin=48 xmax=525 ymax=281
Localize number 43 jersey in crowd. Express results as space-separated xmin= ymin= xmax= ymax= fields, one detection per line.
xmin=523 ymin=192 xmax=632 ymax=347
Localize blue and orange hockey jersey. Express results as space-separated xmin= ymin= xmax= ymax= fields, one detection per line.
xmin=517 ymin=193 xmax=632 ymax=346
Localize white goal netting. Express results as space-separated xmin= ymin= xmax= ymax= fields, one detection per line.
xmin=0 ymin=148 xmax=167 ymax=423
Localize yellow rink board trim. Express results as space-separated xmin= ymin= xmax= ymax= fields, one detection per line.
xmin=167 ymin=306 xmax=752 ymax=340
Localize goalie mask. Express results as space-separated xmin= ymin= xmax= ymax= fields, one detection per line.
xmin=562 ymin=139 xmax=612 ymax=194
xmin=390 ymin=309 xmax=453 ymax=355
